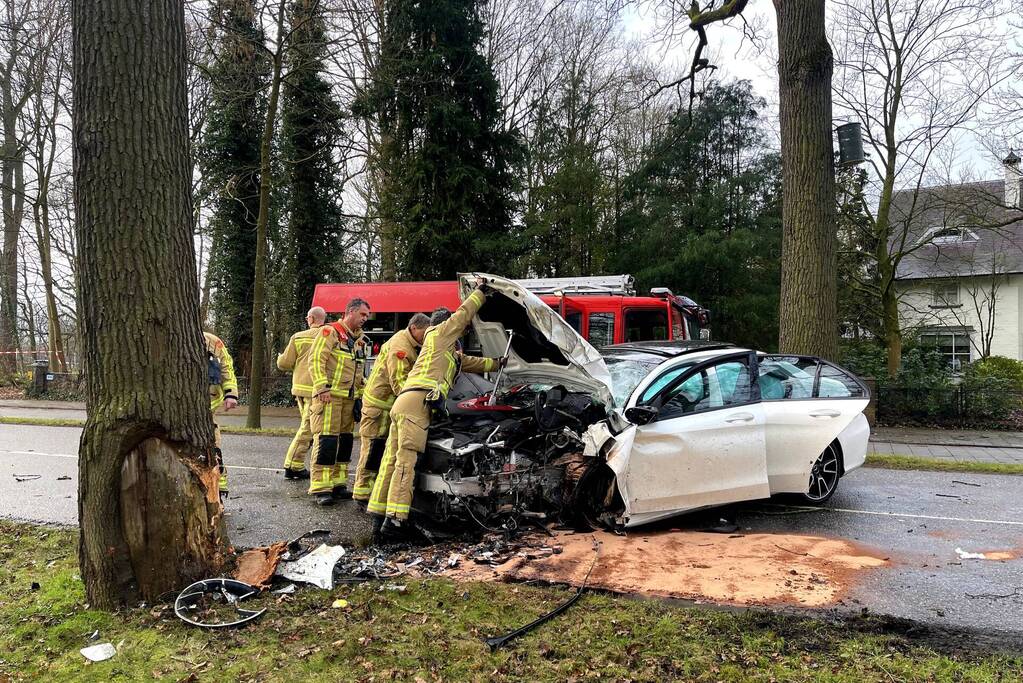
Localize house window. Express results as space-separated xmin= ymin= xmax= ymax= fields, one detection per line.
xmin=920 ymin=331 xmax=971 ymax=371
xmin=919 ymin=225 xmax=979 ymax=246
xmin=931 ymin=283 xmax=959 ymax=308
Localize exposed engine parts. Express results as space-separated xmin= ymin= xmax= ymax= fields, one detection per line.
xmin=414 ymin=384 xmax=616 ymax=530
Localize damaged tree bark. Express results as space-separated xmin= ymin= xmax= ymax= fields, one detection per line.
xmin=73 ymin=0 xmax=227 ymax=608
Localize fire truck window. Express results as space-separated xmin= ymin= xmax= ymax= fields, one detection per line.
xmin=670 ymin=307 xmax=686 ymax=340
xmin=624 ymin=309 xmax=668 ymax=342
xmin=587 ymin=312 xmax=615 ymax=347
xmin=564 ymin=310 xmax=582 ymax=332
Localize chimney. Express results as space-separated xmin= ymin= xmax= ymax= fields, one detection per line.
xmin=1003 ymin=150 xmax=1022 ymax=207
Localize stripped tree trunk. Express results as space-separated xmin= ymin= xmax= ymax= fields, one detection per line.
xmin=73 ymin=0 xmax=227 ymax=608
xmin=774 ymin=0 xmax=839 ymax=360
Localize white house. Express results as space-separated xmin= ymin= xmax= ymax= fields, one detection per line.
xmin=894 ymin=155 xmax=1023 ymax=369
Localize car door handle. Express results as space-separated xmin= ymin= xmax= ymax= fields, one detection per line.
xmin=809 ymin=409 xmax=841 ymax=418
xmin=724 ymin=412 xmax=755 ymax=423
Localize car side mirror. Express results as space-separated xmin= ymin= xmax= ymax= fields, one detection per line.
xmin=624 ymin=405 xmax=658 ymax=426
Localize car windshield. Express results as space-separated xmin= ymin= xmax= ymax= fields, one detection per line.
xmin=601 ymin=351 xmax=663 ymax=407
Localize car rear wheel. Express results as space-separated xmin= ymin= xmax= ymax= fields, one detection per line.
xmin=801 ymin=442 xmax=841 ymax=504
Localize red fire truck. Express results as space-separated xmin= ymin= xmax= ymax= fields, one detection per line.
xmin=311 ymin=274 xmax=710 ymax=352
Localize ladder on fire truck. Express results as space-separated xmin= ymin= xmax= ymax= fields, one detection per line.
xmin=514 ymin=274 xmax=636 ymax=296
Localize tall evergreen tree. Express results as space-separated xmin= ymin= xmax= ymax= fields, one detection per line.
xmin=355 ymin=0 xmax=525 ymax=279
xmin=280 ymin=0 xmax=348 ymax=324
xmin=614 ymin=82 xmax=783 ymax=349
xmin=200 ymin=0 xmax=268 ymax=372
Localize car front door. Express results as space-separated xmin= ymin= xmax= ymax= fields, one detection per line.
xmin=623 ymin=353 xmax=770 ymax=517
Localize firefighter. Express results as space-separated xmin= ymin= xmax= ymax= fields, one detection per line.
xmin=307 ymin=298 xmax=371 ymax=506
xmin=354 ymin=313 xmax=430 ymax=507
xmin=376 ymin=282 xmax=503 ymax=537
xmin=205 ymin=331 xmax=238 ymax=501
xmin=276 ymin=306 xmax=327 ymax=479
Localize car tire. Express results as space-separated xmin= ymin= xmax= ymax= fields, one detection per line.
xmin=566 ymin=462 xmax=622 ymax=531
xmin=800 ymin=442 xmax=841 ymax=505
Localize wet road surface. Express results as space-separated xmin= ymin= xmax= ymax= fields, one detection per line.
xmin=2 ymin=422 xmax=1021 ymax=645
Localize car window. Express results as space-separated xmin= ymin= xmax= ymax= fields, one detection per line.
xmin=817 ymin=364 xmax=865 ymax=398
xmin=759 ymin=356 xmax=818 ymax=400
xmin=587 ymin=312 xmax=615 ymax=347
xmin=564 ymin=310 xmax=582 ymax=332
xmin=639 ymin=364 xmax=693 ymax=402
xmin=624 ymin=308 xmax=668 ymax=342
xmin=656 ymin=359 xmax=753 ymax=420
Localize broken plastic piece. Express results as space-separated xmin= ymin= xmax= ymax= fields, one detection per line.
xmin=80 ymin=643 xmax=116 ymax=662
xmin=272 ymin=584 xmax=296 ymax=595
xmin=174 ymin=578 xmax=266 ymax=629
xmin=276 ymin=543 xmax=346 ymax=589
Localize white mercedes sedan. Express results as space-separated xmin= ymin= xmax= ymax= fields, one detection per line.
xmin=414 ymin=275 xmax=871 ymax=530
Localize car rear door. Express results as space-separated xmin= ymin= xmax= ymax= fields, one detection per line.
xmin=757 ymin=355 xmax=870 ymax=493
xmin=623 ymin=352 xmax=770 ymax=516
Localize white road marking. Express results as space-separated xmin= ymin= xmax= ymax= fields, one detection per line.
xmin=0 ymin=449 xmax=282 ymax=474
xmin=5 ymin=449 xmax=1023 ymax=528
xmin=765 ymin=504 xmax=1023 ymax=528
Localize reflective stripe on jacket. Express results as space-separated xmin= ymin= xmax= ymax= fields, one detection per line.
xmin=205 ymin=332 xmax=238 ymax=412
xmin=309 ymin=321 xmax=369 ymax=398
xmin=363 ymin=328 xmax=421 ymax=410
xmin=277 ymin=325 xmax=322 ymax=398
xmin=402 ymin=289 xmax=497 ymax=399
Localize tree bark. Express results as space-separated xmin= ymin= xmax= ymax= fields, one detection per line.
xmin=74 ymin=0 xmax=227 ymax=608
xmin=774 ymin=0 xmax=838 ymax=360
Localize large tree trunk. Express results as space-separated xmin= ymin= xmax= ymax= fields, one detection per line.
xmin=0 ymin=104 xmax=24 ymax=377
xmin=73 ymin=0 xmax=227 ymax=608
xmin=774 ymin=0 xmax=838 ymax=360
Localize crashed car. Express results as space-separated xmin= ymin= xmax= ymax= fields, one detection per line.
xmin=414 ymin=274 xmax=871 ymax=530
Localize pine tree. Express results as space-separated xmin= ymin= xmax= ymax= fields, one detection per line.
xmin=355 ymin=0 xmax=524 ymax=279
xmin=615 ymin=82 xmax=783 ymax=349
xmin=200 ymin=0 xmax=268 ymax=372
xmin=280 ymin=0 xmax=348 ymax=324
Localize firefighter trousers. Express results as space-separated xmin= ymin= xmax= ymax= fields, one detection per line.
xmin=382 ymin=391 xmax=431 ymax=521
xmin=308 ymin=395 xmax=357 ymax=495
xmin=283 ymin=396 xmax=313 ymax=471
xmin=353 ymin=405 xmax=389 ymax=501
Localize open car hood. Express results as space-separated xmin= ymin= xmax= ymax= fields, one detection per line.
xmin=458 ymin=273 xmax=614 ymax=405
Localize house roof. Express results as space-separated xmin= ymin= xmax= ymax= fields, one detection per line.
xmin=892 ymin=179 xmax=1023 ymax=280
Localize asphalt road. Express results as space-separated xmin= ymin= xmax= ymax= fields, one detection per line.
xmin=3 ymin=422 xmax=1022 ymax=645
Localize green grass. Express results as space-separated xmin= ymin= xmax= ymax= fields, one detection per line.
xmin=866 ymin=453 xmax=1023 ymax=475
xmin=0 ymin=416 xmax=293 ymax=437
xmin=1 ymin=520 xmax=1020 ymax=681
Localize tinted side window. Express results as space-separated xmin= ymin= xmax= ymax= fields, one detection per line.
xmin=657 ymin=359 xmax=753 ymax=420
xmin=759 ymin=356 xmax=819 ymax=400
xmin=624 ymin=308 xmax=668 ymax=342
xmin=818 ymin=364 xmax=865 ymax=398
xmin=564 ymin=310 xmax=582 ymax=332
xmin=640 ymin=364 xmax=692 ymax=403
xmin=587 ymin=312 xmax=615 ymax=347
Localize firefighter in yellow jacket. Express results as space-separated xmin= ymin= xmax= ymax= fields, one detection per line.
xmin=376 ymin=283 xmax=503 ymax=537
xmin=276 ymin=306 xmax=327 ymax=479
xmin=354 ymin=313 xmax=430 ymax=505
xmin=307 ymin=298 xmax=371 ymax=505
xmin=205 ymin=331 xmax=238 ymax=500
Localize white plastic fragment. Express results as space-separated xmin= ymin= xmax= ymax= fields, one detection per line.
xmin=275 ymin=543 xmax=346 ymax=590
xmin=80 ymin=643 xmax=116 ymax=662
xmin=272 ymin=583 xmax=297 ymax=595
xmin=955 ymin=548 xmax=989 ymax=560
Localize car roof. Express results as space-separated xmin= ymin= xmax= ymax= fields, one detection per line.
xmin=601 ymin=340 xmax=738 ymax=358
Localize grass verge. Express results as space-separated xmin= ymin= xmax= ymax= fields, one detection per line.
xmin=1 ymin=520 xmax=1020 ymax=681
xmin=0 ymin=415 xmax=293 ymax=437
xmin=866 ymin=453 xmax=1023 ymax=475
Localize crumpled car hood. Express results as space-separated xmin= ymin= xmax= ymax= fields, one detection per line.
xmin=458 ymin=273 xmax=614 ymax=405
